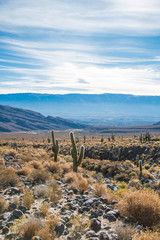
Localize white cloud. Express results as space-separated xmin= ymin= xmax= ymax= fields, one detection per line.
xmin=1 ymin=0 xmax=160 ymax=35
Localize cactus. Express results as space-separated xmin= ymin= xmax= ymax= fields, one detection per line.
xmin=51 ymin=131 xmax=59 ymax=162
xmin=139 ymin=160 xmax=142 ymax=178
xmin=136 ymin=154 xmax=139 ymax=167
xmin=112 ymin=145 xmax=120 ymax=161
xmin=70 ymin=132 xmax=85 ymax=172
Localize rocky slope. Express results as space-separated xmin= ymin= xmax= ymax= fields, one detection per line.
xmin=0 ymin=104 xmax=87 ymax=132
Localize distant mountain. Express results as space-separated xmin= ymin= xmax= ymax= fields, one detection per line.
xmin=1 ymin=93 xmax=160 ymax=126
xmin=0 ymin=104 xmax=87 ymax=132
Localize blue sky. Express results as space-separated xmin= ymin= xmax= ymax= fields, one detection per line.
xmin=1 ymin=0 xmax=160 ymax=95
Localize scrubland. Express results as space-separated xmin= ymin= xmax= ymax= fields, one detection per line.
xmin=0 ymin=132 xmax=160 ymax=240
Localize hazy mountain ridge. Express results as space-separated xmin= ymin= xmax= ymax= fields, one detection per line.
xmin=1 ymin=93 xmax=160 ymax=126
xmin=0 ymin=104 xmax=87 ymax=132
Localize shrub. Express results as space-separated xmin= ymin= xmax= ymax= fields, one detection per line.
xmin=93 ymin=183 xmax=107 ymax=197
xmin=23 ymin=190 xmax=34 ymax=209
xmin=132 ymin=230 xmax=160 ymax=240
xmin=118 ymin=189 xmax=160 ymax=227
xmin=17 ymin=166 xmax=31 ymax=176
xmin=29 ymin=169 xmax=49 ymax=183
xmin=19 ymin=218 xmax=42 ymax=240
xmin=48 ymin=181 xmax=62 ymax=204
xmin=115 ymin=224 xmax=135 ymax=240
xmin=0 ymin=167 xmax=19 ymax=188
xmin=0 ymin=197 xmax=8 ymax=213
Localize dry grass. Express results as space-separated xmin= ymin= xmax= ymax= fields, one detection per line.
xmin=23 ymin=190 xmax=34 ymax=209
xmin=64 ymin=172 xmax=89 ymax=193
xmin=115 ymin=224 xmax=135 ymax=240
xmin=48 ymin=181 xmax=62 ymax=204
xmin=118 ymin=189 xmax=160 ymax=227
xmin=39 ymin=204 xmax=49 ymax=218
xmin=29 ymin=169 xmax=50 ymax=183
xmin=45 ymin=161 xmax=63 ymax=175
xmin=31 ymin=160 xmax=43 ymax=169
xmin=17 ymin=166 xmax=32 ymax=176
xmin=132 ymin=230 xmax=160 ymax=240
xmin=0 ymin=167 xmax=19 ymax=188
xmin=92 ymin=183 xmax=107 ymax=197
xmin=19 ymin=218 xmax=42 ymax=240
xmin=0 ymin=197 xmax=8 ymax=213
xmin=70 ymin=214 xmax=90 ymax=238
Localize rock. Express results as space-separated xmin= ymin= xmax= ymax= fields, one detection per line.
xmin=55 ymin=222 xmax=65 ymax=237
xmin=89 ymin=210 xmax=98 ymax=219
xmin=66 ymin=221 xmax=72 ymax=228
xmin=111 ymin=201 xmax=118 ymax=205
xmin=2 ymin=226 xmax=9 ymax=234
xmin=90 ymin=218 xmax=101 ymax=232
xmin=99 ymin=232 xmax=110 ymax=240
xmin=8 ymin=203 xmax=16 ymax=211
xmin=4 ymin=187 xmax=20 ymax=195
xmin=86 ymin=230 xmax=97 ymax=238
xmin=103 ymin=212 xmax=117 ymax=222
xmin=12 ymin=209 xmax=23 ymax=218
xmin=18 ymin=205 xmax=27 ymax=213
xmin=135 ymin=225 xmax=143 ymax=233
xmin=73 ymin=188 xmax=79 ymax=194
xmin=2 ymin=212 xmax=11 ymax=220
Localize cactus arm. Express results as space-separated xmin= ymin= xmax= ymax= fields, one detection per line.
xmin=51 ymin=131 xmax=59 ymax=162
xmin=70 ymin=132 xmax=78 ymax=162
xmin=77 ymin=145 xmax=85 ymax=166
xmin=139 ymin=160 xmax=142 ymax=178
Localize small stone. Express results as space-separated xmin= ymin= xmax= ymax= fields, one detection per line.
xmin=89 ymin=210 xmax=98 ymax=219
xmin=90 ymin=218 xmax=101 ymax=232
xmin=2 ymin=226 xmax=9 ymax=234
xmin=55 ymin=223 xmax=65 ymax=237
xmin=8 ymin=203 xmax=16 ymax=211
xmin=13 ymin=209 xmax=23 ymax=218
xmin=99 ymin=232 xmax=110 ymax=240
xmin=103 ymin=212 xmax=117 ymax=222
xmin=86 ymin=230 xmax=97 ymax=238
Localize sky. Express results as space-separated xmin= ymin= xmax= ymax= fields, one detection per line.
xmin=1 ymin=0 xmax=160 ymax=95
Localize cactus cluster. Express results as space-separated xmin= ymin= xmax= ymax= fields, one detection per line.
xmin=51 ymin=131 xmax=59 ymax=162
xmin=70 ymin=132 xmax=85 ymax=172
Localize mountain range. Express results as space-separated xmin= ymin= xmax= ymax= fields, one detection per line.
xmin=1 ymin=93 xmax=160 ymax=126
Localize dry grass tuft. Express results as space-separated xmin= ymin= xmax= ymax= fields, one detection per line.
xmin=132 ymin=230 xmax=160 ymax=240
xmin=92 ymin=183 xmax=107 ymax=197
xmin=19 ymin=218 xmax=42 ymax=240
xmin=17 ymin=166 xmax=32 ymax=176
xmin=0 ymin=197 xmax=8 ymax=213
xmin=0 ymin=167 xmax=19 ymax=188
xmin=48 ymin=181 xmax=62 ymax=204
xmin=118 ymin=189 xmax=160 ymax=227
xmin=23 ymin=190 xmax=34 ymax=209
xmin=64 ymin=172 xmax=89 ymax=193
xmin=115 ymin=224 xmax=135 ymax=240
xmin=31 ymin=160 xmax=43 ymax=169
xmin=29 ymin=169 xmax=49 ymax=183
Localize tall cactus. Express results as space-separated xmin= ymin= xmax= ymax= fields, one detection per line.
xmin=70 ymin=132 xmax=85 ymax=172
xmin=136 ymin=154 xmax=139 ymax=167
xmin=139 ymin=160 xmax=142 ymax=178
xmin=51 ymin=131 xmax=59 ymax=162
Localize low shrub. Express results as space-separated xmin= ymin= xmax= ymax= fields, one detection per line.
xmin=0 ymin=197 xmax=8 ymax=213
xmin=118 ymin=189 xmax=160 ymax=227
xmin=23 ymin=190 xmax=34 ymax=209
xmin=0 ymin=167 xmax=19 ymax=188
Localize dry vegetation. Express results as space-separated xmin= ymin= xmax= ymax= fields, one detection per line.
xmin=0 ymin=132 xmax=160 ymax=239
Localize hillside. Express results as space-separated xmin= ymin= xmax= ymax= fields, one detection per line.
xmin=0 ymin=104 xmax=87 ymax=132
